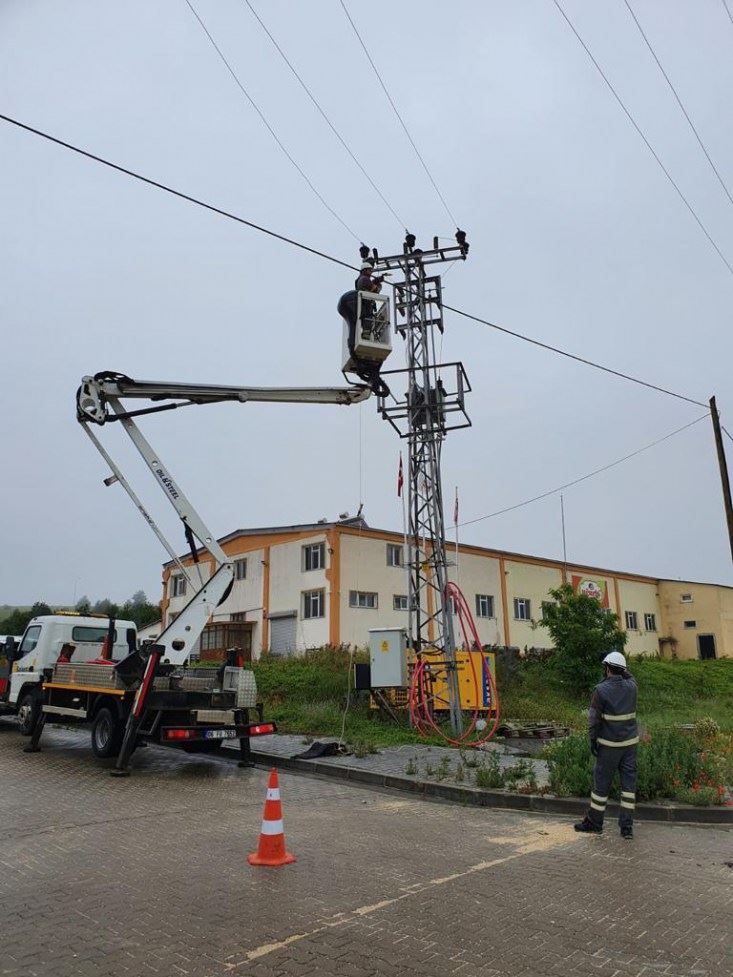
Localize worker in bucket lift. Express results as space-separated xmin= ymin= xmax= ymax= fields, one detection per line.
xmin=575 ymin=650 xmax=638 ymax=839
xmin=337 ymin=262 xmax=390 ymax=397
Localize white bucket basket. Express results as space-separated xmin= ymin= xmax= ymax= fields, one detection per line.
xmin=342 ymin=291 xmax=392 ymax=373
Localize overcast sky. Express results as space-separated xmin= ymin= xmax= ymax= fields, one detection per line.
xmin=2 ymin=0 xmax=732 ymax=607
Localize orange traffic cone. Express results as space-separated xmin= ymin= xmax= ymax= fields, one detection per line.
xmin=248 ymin=768 xmax=296 ymax=867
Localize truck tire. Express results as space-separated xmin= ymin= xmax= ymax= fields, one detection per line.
xmin=91 ymin=707 xmax=124 ymax=759
xmin=17 ymin=689 xmax=41 ymax=736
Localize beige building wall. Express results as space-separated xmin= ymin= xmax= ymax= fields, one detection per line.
xmin=161 ymin=523 xmax=733 ymax=660
xmin=615 ymin=578 xmax=662 ymax=656
xmin=659 ymin=580 xmax=733 ymax=660
xmin=502 ymin=559 xmax=563 ymax=648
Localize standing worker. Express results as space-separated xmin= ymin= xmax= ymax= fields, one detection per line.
xmin=575 ymin=650 xmax=638 ymax=839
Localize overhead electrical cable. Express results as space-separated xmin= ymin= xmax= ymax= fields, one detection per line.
xmin=459 ymin=414 xmax=709 ymax=528
xmin=443 ymin=304 xmax=707 ymax=408
xmin=723 ymin=1 xmax=733 ymax=28
xmin=623 ymin=0 xmax=733 ymax=208
xmin=242 ymin=0 xmax=405 ymax=229
xmin=339 ymin=0 xmax=459 ymax=227
xmin=183 ymin=0 xmax=360 ymax=242
xmin=552 ymin=0 xmax=733 ymax=279
xmin=0 ymin=112 xmax=355 ymax=270
xmin=0 ymin=111 xmax=710 ymax=411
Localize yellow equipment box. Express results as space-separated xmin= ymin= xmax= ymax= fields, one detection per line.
xmin=370 ymin=648 xmax=497 ymax=714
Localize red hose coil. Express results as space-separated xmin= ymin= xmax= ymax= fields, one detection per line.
xmin=408 ymin=581 xmax=501 ymax=747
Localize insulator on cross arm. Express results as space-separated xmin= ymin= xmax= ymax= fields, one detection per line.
xmin=404 ymin=231 xmax=416 ymax=250
xmin=359 ymin=243 xmax=371 ymax=260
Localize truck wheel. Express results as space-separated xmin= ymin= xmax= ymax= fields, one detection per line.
xmin=91 ymin=707 xmax=123 ymax=759
xmin=17 ymin=690 xmax=41 ymax=736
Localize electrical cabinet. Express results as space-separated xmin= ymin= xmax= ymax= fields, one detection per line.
xmin=368 ymin=627 xmax=408 ymax=688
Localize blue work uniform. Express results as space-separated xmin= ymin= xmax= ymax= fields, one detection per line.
xmin=586 ymin=672 xmax=638 ymax=829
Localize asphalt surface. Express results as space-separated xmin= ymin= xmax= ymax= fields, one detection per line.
xmin=0 ymin=722 xmax=731 ymax=977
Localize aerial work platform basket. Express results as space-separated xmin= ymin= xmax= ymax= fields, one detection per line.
xmin=342 ymin=291 xmax=392 ymax=374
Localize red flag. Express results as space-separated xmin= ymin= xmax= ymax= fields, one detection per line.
xmin=397 ymin=454 xmax=404 ymax=497
xmin=453 ymin=487 xmax=459 ymax=525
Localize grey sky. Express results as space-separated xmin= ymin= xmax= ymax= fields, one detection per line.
xmin=1 ymin=0 xmax=732 ymax=607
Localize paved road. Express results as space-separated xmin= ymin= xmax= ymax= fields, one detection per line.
xmin=0 ymin=723 xmax=730 ymax=977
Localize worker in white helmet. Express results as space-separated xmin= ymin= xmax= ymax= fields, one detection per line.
xmin=337 ymin=261 xmax=391 ymax=396
xmin=575 ymin=649 xmax=638 ymax=839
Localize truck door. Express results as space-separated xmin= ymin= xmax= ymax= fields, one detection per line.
xmin=9 ymin=625 xmax=43 ymax=704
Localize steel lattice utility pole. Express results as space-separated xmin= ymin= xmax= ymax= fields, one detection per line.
xmin=372 ymin=232 xmax=471 ymax=735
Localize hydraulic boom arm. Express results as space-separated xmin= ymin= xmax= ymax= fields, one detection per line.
xmin=77 ymin=371 xmax=370 ymax=665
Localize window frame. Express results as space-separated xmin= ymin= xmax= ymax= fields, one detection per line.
xmin=680 ymin=593 xmax=693 ymax=603
xmin=18 ymin=625 xmax=42 ymax=656
xmin=302 ymin=542 xmax=326 ymax=572
xmin=171 ymin=574 xmax=187 ymax=598
xmin=234 ymin=558 xmax=247 ymax=581
xmin=475 ymin=594 xmax=495 ymax=619
xmin=393 ymin=594 xmax=408 ymax=611
xmin=349 ymin=590 xmax=378 ymax=610
xmin=624 ymin=610 xmax=638 ymax=631
xmin=386 ymin=543 xmax=403 ymax=567
xmin=513 ymin=597 xmax=531 ymax=622
xmin=71 ymin=626 xmax=117 ymax=644
xmin=302 ymin=588 xmax=325 ymax=619
xmin=683 ymin=620 xmax=697 ymax=629
xmin=644 ymin=612 xmax=657 ymax=632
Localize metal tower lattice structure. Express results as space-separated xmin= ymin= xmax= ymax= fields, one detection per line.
xmin=373 ymin=232 xmax=471 ymax=734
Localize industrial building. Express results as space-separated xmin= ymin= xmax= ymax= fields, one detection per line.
xmin=160 ymin=517 xmax=733 ymax=661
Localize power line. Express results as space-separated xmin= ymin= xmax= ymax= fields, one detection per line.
xmin=339 ymin=0 xmax=458 ymax=228
xmin=242 ymin=0 xmax=405 ymax=229
xmin=183 ymin=0 xmax=360 ymax=242
xmin=623 ymin=0 xmax=733 ymax=209
xmin=0 ymin=112 xmax=355 ymax=271
xmin=443 ymin=304 xmax=707 ymax=408
xmin=459 ymin=413 xmax=708 ymax=528
xmin=723 ymin=425 xmax=733 ymax=445
xmin=0 ymin=111 xmax=711 ymax=410
xmin=552 ymin=0 xmax=733 ymax=279
xmin=723 ymin=1 xmax=733 ymax=28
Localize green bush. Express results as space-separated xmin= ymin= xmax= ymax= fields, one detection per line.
xmin=545 ymin=729 xmax=729 ymax=804
xmin=475 ymin=751 xmax=504 ymax=789
xmin=674 ymin=785 xmax=724 ymax=806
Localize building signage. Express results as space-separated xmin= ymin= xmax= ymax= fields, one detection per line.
xmin=572 ymin=574 xmax=609 ymax=608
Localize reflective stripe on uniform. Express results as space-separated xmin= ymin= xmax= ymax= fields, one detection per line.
xmin=590 ymin=801 xmax=605 ymax=812
xmin=621 ymin=791 xmax=635 ymax=800
xmin=601 ymin=712 xmax=636 ymax=721
xmin=620 ymin=800 xmax=635 ymax=810
xmin=591 ymin=792 xmax=608 ymax=805
xmin=597 ymin=736 xmax=639 ymax=747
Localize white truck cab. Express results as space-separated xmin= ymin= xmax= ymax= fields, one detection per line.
xmin=0 ymin=614 xmax=137 ymax=734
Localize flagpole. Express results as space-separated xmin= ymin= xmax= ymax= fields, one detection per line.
xmin=454 ymin=486 xmax=459 ymax=585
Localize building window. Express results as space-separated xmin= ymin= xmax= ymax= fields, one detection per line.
xmin=171 ymin=575 xmax=186 ymax=598
xmin=475 ymin=594 xmax=494 ymax=619
xmin=644 ymin=613 xmax=657 ymax=632
xmin=513 ymin=598 xmax=531 ymax=621
xmin=302 ymin=542 xmax=326 ymax=572
xmin=350 ymin=590 xmax=378 ymax=609
xmin=386 ymin=543 xmax=403 ymax=567
xmin=168 ymin=611 xmax=178 ymax=625
xmin=231 ymin=612 xmax=247 ymax=622
xmin=680 ymin=593 xmax=693 ymax=603
xmin=683 ymin=620 xmax=697 ymax=629
xmin=303 ymin=589 xmax=325 ymax=619
xmin=625 ymin=611 xmax=638 ymax=631
xmin=234 ymin=558 xmax=247 ymax=581
xmin=393 ymin=595 xmax=408 ymax=611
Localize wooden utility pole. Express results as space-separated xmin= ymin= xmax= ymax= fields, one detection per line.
xmin=709 ymin=396 xmax=733 ymax=562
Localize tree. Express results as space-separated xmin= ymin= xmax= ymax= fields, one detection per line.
xmin=75 ymin=596 xmax=91 ymax=615
xmin=130 ymin=590 xmax=147 ymax=607
xmin=540 ymin=584 xmax=627 ymax=696
xmin=92 ymin=598 xmax=120 ymax=618
xmin=0 ymin=601 xmax=53 ymax=637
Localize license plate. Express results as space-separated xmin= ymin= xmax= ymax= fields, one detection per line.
xmin=203 ymin=729 xmax=238 ymax=740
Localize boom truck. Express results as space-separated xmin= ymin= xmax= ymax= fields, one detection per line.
xmin=9 ymin=371 xmax=373 ymax=775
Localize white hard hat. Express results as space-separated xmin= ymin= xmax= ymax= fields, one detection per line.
xmin=602 ymin=650 xmax=627 ymax=669
xmin=360 ymin=261 xmax=373 ymax=271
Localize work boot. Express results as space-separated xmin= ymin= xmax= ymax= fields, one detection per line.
xmin=620 ymin=825 xmax=633 ymax=840
xmin=574 ymin=817 xmax=602 ymax=834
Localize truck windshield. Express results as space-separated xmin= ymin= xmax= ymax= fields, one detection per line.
xmin=18 ymin=626 xmax=41 ymax=655
xmin=71 ymin=626 xmax=117 ymax=643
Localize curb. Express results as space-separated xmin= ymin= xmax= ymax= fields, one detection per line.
xmin=247 ymin=750 xmax=733 ymax=825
